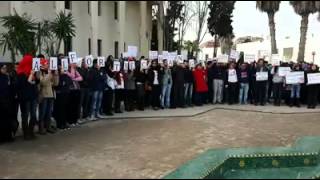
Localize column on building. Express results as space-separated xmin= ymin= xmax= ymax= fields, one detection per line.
xmin=139 ymin=1 xmax=148 ymax=57
xmin=157 ymin=1 xmax=164 ymax=53
xmin=90 ymin=1 xmax=99 ymax=57
xmin=119 ymin=1 xmax=126 ymax=56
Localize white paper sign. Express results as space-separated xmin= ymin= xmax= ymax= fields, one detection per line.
xmin=68 ymin=52 xmax=77 ymax=64
xmin=61 ymin=58 xmax=69 ymax=71
xmin=49 ymin=57 xmax=58 ymax=70
xmin=77 ymin=58 xmax=83 ymax=67
xmin=230 ymin=50 xmax=240 ymax=60
xmin=307 ymin=73 xmax=320 ymax=85
xmin=279 ymin=67 xmax=291 ymax=77
xmin=286 ymin=71 xmax=305 ymax=84
xmin=256 ymin=72 xmax=268 ymax=81
xmin=32 ymin=58 xmax=41 ymax=72
xmin=189 ymin=59 xmax=195 ymax=68
xmin=123 ymin=52 xmax=128 ymax=58
xmin=244 ymin=54 xmax=256 ymax=63
xmin=113 ymin=61 xmax=121 ymax=72
xmin=141 ymin=60 xmax=148 ymax=70
xmin=158 ymin=55 xmax=163 ymax=64
xmin=271 ymin=54 xmax=281 ymax=66
xmin=128 ymin=46 xmax=138 ymax=57
xmin=217 ymin=54 xmax=229 ymax=63
xmin=177 ymin=55 xmax=184 ymax=64
xmin=168 ymin=59 xmax=173 ymax=67
xmin=149 ymin=51 xmax=158 ymax=60
xmin=97 ymin=57 xmax=105 ymax=67
xmin=181 ymin=50 xmax=188 ymax=60
xmin=168 ymin=52 xmax=177 ymax=62
xmin=85 ymin=55 xmax=94 ymax=67
xmin=129 ymin=61 xmax=136 ymax=70
xmin=228 ymin=69 xmax=238 ymax=83
xmin=162 ymin=51 xmax=169 ymax=60
xmin=123 ymin=61 xmax=129 ymax=71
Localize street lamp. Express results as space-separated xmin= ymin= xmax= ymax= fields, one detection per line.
xmin=312 ymin=51 xmax=316 ymax=64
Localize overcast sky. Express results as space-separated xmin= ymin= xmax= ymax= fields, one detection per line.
xmin=184 ymin=1 xmax=320 ymax=44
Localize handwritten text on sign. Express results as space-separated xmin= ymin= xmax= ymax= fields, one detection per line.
xmin=32 ymin=58 xmax=41 ymax=72
xmin=286 ymin=71 xmax=305 ymax=84
xmin=307 ymin=73 xmax=320 ymax=85
xmin=278 ymin=67 xmax=291 ymax=77
xmin=256 ymin=72 xmax=268 ymax=81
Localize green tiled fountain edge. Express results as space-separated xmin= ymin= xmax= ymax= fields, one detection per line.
xmin=163 ymin=136 xmax=320 ymax=179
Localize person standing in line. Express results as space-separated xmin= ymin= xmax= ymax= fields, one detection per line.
xmin=102 ymin=57 xmax=115 ymax=116
xmin=306 ymin=64 xmax=319 ymax=109
xmin=66 ymin=62 xmax=83 ymax=127
xmin=226 ymin=63 xmax=238 ymax=105
xmin=238 ymin=63 xmax=250 ymax=104
xmin=114 ymin=70 xmax=125 ymax=113
xmin=289 ymin=64 xmax=303 ymax=107
xmin=248 ymin=62 xmax=257 ymax=104
xmin=172 ymin=62 xmax=185 ymax=108
xmin=124 ymin=67 xmax=136 ymax=112
xmin=160 ymin=59 xmax=172 ymax=109
xmin=16 ymin=55 xmax=39 ymax=140
xmin=77 ymin=59 xmax=91 ymax=123
xmin=147 ymin=60 xmax=162 ymax=110
xmin=193 ymin=64 xmax=208 ymax=106
xmin=184 ymin=61 xmax=194 ymax=107
xmin=88 ymin=59 xmax=106 ymax=120
xmin=255 ymin=59 xmax=269 ymax=106
xmin=134 ymin=61 xmax=147 ymax=111
xmin=271 ymin=66 xmax=285 ymax=106
xmin=212 ymin=63 xmax=225 ymax=104
xmin=38 ymin=59 xmax=59 ymax=135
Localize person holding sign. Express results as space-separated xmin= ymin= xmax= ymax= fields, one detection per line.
xmin=289 ymin=64 xmax=303 ymax=107
xmin=88 ymin=59 xmax=107 ymax=120
xmin=77 ymin=60 xmax=91 ymax=121
xmin=193 ymin=63 xmax=208 ymax=106
xmin=160 ymin=60 xmax=172 ymax=109
xmin=184 ymin=60 xmax=194 ymax=107
xmin=226 ymin=63 xmax=238 ymax=105
xmin=238 ymin=63 xmax=250 ymax=104
xmin=16 ymin=54 xmax=40 ymax=140
xmin=306 ymin=64 xmax=319 ymax=109
xmin=255 ymin=59 xmax=269 ymax=106
xmin=271 ymin=66 xmax=285 ymax=106
xmin=147 ymin=60 xmax=162 ymax=110
xmin=124 ymin=65 xmax=136 ymax=112
xmin=38 ymin=59 xmax=59 ymax=135
xmin=212 ymin=63 xmax=226 ymax=104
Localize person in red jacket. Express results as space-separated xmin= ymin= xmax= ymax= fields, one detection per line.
xmin=193 ymin=63 xmax=208 ymax=106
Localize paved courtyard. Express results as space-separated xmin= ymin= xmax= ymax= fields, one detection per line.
xmin=1 ymin=106 xmax=320 ymax=179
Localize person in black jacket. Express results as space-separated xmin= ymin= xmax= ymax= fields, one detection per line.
xmin=306 ymin=64 xmax=319 ymax=109
xmin=238 ymin=63 xmax=250 ymax=104
xmin=0 ymin=65 xmax=15 ymax=143
xmin=147 ymin=60 xmax=162 ymax=110
xmin=77 ymin=60 xmax=91 ymax=122
xmin=172 ymin=62 xmax=185 ymax=108
xmin=184 ymin=61 xmax=194 ymax=107
xmin=212 ymin=63 xmax=226 ymax=104
xmin=102 ymin=60 xmax=115 ymax=116
xmin=255 ymin=59 xmax=269 ymax=106
xmin=135 ymin=63 xmax=147 ymax=111
xmin=53 ymin=58 xmax=73 ymax=130
xmin=88 ymin=59 xmax=107 ymax=120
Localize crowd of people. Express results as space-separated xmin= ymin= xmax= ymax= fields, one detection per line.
xmin=1 ymin=53 xmax=320 ymax=143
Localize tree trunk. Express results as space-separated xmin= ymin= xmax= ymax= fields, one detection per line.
xmin=213 ymin=35 xmax=218 ymax=58
xmin=56 ymin=38 xmax=62 ymax=55
xmin=37 ymin=23 xmax=42 ymax=55
xmin=298 ymin=14 xmax=309 ymax=63
xmin=268 ymin=12 xmax=277 ymax=54
xmin=11 ymin=48 xmax=16 ymax=64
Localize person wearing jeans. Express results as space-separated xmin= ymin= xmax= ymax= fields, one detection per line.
xmin=290 ymin=64 xmax=302 ymax=107
xmin=160 ymin=60 xmax=172 ymax=109
xmin=271 ymin=66 xmax=285 ymax=106
xmin=88 ymin=59 xmax=106 ymax=120
xmin=238 ymin=63 xmax=249 ymax=104
xmin=184 ymin=62 xmax=194 ymax=107
xmin=212 ymin=63 xmax=225 ymax=104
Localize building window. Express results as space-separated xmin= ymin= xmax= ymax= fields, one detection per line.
xmin=88 ymin=38 xmax=91 ymax=55
xmin=97 ymin=39 xmax=102 ymax=56
xmin=114 ymin=2 xmax=118 ymax=20
xmin=64 ymin=36 xmax=72 ymax=55
xmin=114 ymin=41 xmax=119 ymax=59
xmin=88 ymin=1 xmax=91 ymax=15
xmin=65 ymin=1 xmax=71 ymax=10
xmin=98 ymin=1 xmax=101 ymax=16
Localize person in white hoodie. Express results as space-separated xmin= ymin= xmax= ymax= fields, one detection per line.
xmin=271 ymin=66 xmax=285 ymax=106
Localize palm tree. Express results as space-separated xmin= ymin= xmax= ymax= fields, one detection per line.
xmin=256 ymin=1 xmax=280 ymax=54
xmin=0 ymin=12 xmax=37 ymax=63
xmin=51 ymin=11 xmax=76 ymax=55
xmin=290 ymin=1 xmax=317 ymax=62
